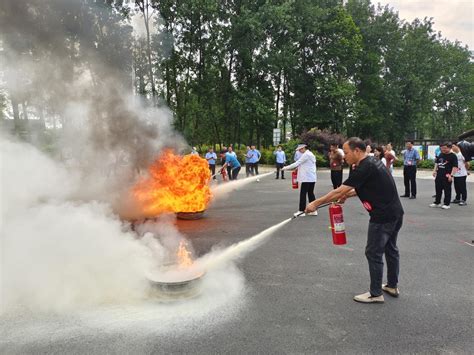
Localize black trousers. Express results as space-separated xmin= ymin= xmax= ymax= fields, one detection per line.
xmin=366 ymin=215 xmax=403 ymax=297
xmin=299 ymin=182 xmax=316 ymax=212
xmin=403 ymin=165 xmax=417 ymax=197
xmin=435 ymin=176 xmax=452 ymax=205
xmin=245 ymin=163 xmax=251 ymax=177
xmin=330 ymin=170 xmax=343 ymax=189
xmin=254 ymin=163 xmax=259 ymax=175
xmin=454 ymin=176 xmax=467 ymax=201
xmin=247 ymin=163 xmax=255 ymax=176
xmin=227 ymin=165 xmax=233 ymax=180
xmin=232 ymin=166 xmax=241 ymax=180
xmin=209 ymin=164 xmax=216 ymax=179
xmin=276 ymin=163 xmax=285 ymax=178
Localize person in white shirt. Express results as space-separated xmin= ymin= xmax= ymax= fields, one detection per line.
xmin=452 ymin=143 xmax=469 ymax=205
xmin=282 ymin=144 xmax=317 ymax=216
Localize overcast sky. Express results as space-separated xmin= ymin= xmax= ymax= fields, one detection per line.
xmin=374 ymin=0 xmax=473 ymax=49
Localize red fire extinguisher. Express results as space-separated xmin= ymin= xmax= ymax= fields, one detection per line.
xmin=291 ymin=169 xmax=298 ymax=189
xmin=329 ymin=203 xmax=347 ymax=245
xmin=220 ymin=167 xmax=228 ymax=181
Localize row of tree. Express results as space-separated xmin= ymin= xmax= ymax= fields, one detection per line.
xmin=1 ymin=0 xmax=473 ymax=150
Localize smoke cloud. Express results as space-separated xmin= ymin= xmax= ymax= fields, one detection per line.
xmin=0 ymin=3 xmax=269 ymax=340
xmin=0 ymin=0 xmax=187 ymax=208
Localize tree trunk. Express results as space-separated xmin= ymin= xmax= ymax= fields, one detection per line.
xmin=11 ymin=95 xmax=20 ymax=132
xmin=275 ymin=69 xmax=282 ymax=126
xmin=22 ymin=101 xmax=29 ymax=120
xmin=138 ymin=0 xmax=157 ymax=104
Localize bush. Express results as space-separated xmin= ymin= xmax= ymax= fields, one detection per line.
xmin=299 ymin=128 xmax=345 ymax=154
xmin=393 ymin=158 xmax=403 ymax=167
xmin=418 ymin=160 xmax=435 ymax=169
xmin=315 ymin=151 xmax=329 ymax=168
xmin=257 ymin=149 xmax=275 ymax=165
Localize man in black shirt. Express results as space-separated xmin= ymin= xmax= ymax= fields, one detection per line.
xmin=305 ymin=137 xmax=404 ymax=304
xmin=430 ymin=142 xmax=458 ymax=209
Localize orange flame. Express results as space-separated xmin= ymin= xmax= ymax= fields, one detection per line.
xmin=177 ymin=240 xmax=193 ymax=268
xmin=133 ymin=149 xmax=212 ymax=217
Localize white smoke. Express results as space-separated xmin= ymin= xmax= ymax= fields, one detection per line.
xmin=0 ymin=137 xmax=251 ymax=317
xmin=0 ymin=137 xmax=156 ymax=313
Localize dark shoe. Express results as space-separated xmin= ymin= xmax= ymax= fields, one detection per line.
xmin=281 ymin=177 xmax=285 ymax=179
xmin=400 ymin=195 xmax=409 ymax=198
xmin=275 ymin=177 xmax=279 ymax=179
xmin=409 ymin=196 xmax=416 ymax=199
xmin=432 ymin=194 xmax=436 ymax=198
xmin=382 ymin=284 xmax=400 ymax=297
xmin=451 ymin=199 xmax=461 ymax=204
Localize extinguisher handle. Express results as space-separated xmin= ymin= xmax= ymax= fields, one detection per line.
xmin=317 ymin=202 xmax=333 ymax=209
xmin=292 ymin=211 xmax=305 ymax=219
xmin=292 ymin=202 xmax=334 ymax=219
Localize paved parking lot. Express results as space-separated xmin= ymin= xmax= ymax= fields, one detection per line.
xmin=1 ymin=170 xmax=472 ymax=354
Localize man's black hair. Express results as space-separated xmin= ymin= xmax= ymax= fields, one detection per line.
xmin=440 ymin=142 xmax=452 ymax=148
xmin=345 ymin=137 xmax=366 ymax=151
xmin=406 ymin=140 xmax=414 ymax=145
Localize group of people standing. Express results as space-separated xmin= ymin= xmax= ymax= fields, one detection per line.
xmin=202 ymin=145 xmax=261 ymax=181
xmin=201 ymin=139 xmax=469 ymax=210
xmin=429 ymin=142 xmax=468 ymax=209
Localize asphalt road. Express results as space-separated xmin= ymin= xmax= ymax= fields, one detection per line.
xmin=1 ymin=170 xmax=473 ymax=354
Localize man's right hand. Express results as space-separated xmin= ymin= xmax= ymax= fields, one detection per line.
xmin=337 ymin=195 xmax=348 ymax=204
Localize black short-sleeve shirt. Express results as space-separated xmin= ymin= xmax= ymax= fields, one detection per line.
xmin=343 ymin=156 xmax=404 ymax=223
xmin=435 ymin=152 xmax=458 ymax=176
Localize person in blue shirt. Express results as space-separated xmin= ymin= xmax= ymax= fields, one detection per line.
xmin=273 ymin=145 xmax=286 ymax=179
xmin=250 ymin=145 xmax=261 ymax=175
xmin=221 ymin=150 xmax=241 ymax=180
xmin=245 ymin=146 xmax=252 ymax=177
xmin=225 ymin=146 xmax=237 ymax=180
xmin=400 ymin=141 xmax=421 ymax=199
xmin=294 ymin=149 xmax=303 ymax=162
xmin=205 ymin=147 xmax=217 ymax=180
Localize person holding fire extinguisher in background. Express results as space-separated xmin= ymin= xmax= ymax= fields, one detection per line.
xmin=220 ymin=149 xmax=241 ymax=180
xmin=305 ymin=137 xmax=404 ymax=304
xmin=282 ymin=144 xmax=318 ymax=217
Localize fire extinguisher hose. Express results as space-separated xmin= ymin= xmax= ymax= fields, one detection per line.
xmin=292 ymin=202 xmax=333 ymax=219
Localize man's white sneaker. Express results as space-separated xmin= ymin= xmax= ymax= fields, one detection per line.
xmin=293 ymin=211 xmax=305 ymax=217
xmin=382 ymin=284 xmax=400 ymax=297
xmin=306 ymin=211 xmax=318 ymax=216
xmin=429 ymin=203 xmax=440 ymax=208
xmin=441 ymin=205 xmax=450 ymax=209
xmin=353 ymin=292 xmax=384 ymax=303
